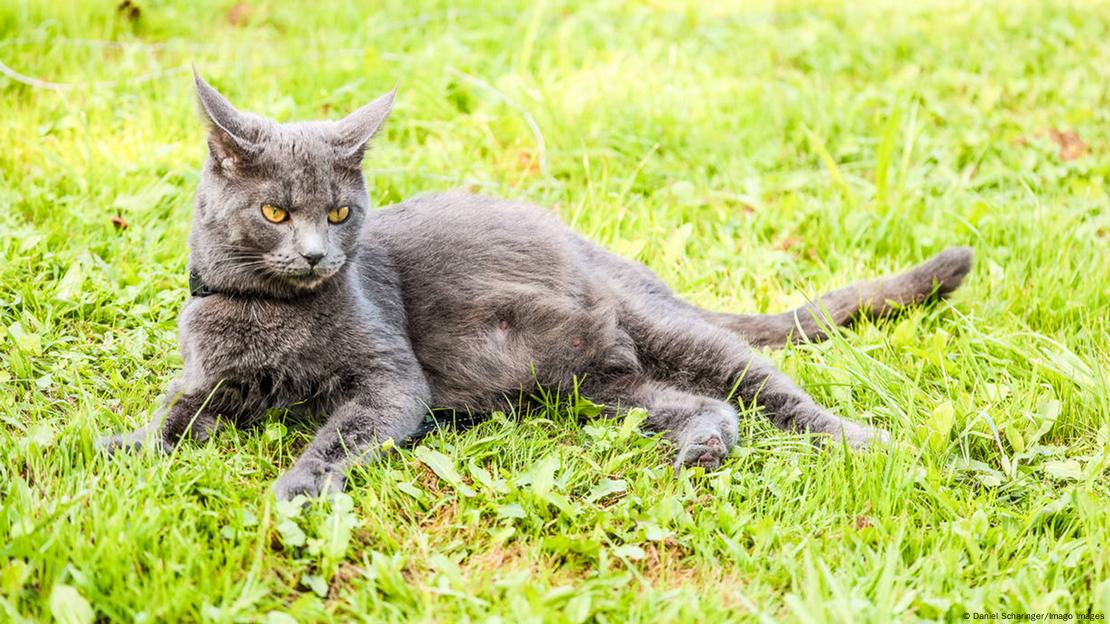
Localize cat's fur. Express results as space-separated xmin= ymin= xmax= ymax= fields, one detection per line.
xmin=98 ymin=75 xmax=974 ymax=500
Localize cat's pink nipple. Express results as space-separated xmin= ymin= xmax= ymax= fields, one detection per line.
xmin=498 ymin=319 xmax=510 ymax=331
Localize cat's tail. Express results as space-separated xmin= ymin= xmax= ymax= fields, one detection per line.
xmin=706 ymin=246 xmax=974 ymax=348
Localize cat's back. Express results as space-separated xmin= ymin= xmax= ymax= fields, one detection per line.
xmin=364 ymin=190 xmax=598 ymax=309
xmin=367 ymin=189 xmax=573 ymax=269
xmin=365 ymin=190 xmax=590 ymax=305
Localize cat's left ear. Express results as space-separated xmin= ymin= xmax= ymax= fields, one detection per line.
xmin=332 ymin=89 xmax=396 ymax=164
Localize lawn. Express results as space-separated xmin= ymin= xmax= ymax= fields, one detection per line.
xmin=2 ymin=0 xmax=1109 ymax=621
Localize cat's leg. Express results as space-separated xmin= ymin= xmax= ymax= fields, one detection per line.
xmin=624 ymin=308 xmax=889 ymax=449
xmin=96 ymin=378 xmax=224 ymax=454
xmin=273 ymin=374 xmax=432 ymax=500
xmin=582 ymin=374 xmax=739 ymax=469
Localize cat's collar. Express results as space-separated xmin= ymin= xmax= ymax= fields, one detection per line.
xmin=188 ymin=271 xmax=221 ymax=298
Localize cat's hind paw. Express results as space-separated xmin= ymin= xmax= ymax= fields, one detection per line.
xmin=673 ymin=402 xmax=739 ymax=471
xmin=836 ymin=421 xmax=890 ymax=450
xmin=676 ymin=433 xmax=729 ymax=471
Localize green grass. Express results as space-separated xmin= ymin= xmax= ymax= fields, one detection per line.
xmin=2 ymin=0 xmax=1109 ymax=621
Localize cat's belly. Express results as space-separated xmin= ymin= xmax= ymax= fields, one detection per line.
xmin=373 ymin=191 xmax=644 ymax=409
xmin=411 ymin=286 xmax=640 ymax=411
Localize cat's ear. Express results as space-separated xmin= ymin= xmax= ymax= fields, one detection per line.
xmin=332 ymin=89 xmax=396 ymax=164
xmin=193 ymin=71 xmax=261 ymax=172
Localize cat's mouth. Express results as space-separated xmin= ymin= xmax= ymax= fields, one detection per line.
xmin=259 ymin=252 xmax=347 ymax=290
xmin=281 ymin=265 xmax=341 ymax=289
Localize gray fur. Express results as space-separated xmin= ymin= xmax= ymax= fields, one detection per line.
xmin=98 ymin=75 xmax=975 ymax=499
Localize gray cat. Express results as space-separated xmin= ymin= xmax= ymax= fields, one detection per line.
xmin=98 ymin=74 xmax=974 ymax=500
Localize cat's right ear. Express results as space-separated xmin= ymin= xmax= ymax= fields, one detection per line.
xmin=193 ymin=71 xmax=261 ymax=173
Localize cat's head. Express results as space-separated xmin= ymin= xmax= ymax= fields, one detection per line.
xmin=188 ymin=72 xmax=394 ymax=297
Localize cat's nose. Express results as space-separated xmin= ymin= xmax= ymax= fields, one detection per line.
xmin=301 ymin=251 xmax=325 ymax=267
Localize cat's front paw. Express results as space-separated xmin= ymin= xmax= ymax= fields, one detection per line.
xmin=96 ymin=428 xmax=162 ymax=455
xmin=273 ymin=463 xmax=346 ymax=501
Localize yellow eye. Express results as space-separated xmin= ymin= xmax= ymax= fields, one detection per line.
xmin=328 ymin=206 xmax=351 ymax=224
xmin=260 ymin=203 xmax=288 ymax=223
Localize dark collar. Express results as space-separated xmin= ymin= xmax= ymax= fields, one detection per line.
xmin=188 ymin=271 xmax=222 ymax=298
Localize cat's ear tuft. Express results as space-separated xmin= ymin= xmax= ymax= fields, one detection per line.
xmin=332 ymin=88 xmax=396 ymax=164
xmin=193 ymin=71 xmax=261 ymax=172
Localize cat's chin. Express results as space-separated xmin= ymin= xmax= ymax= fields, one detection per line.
xmin=279 ymin=268 xmax=341 ymax=292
